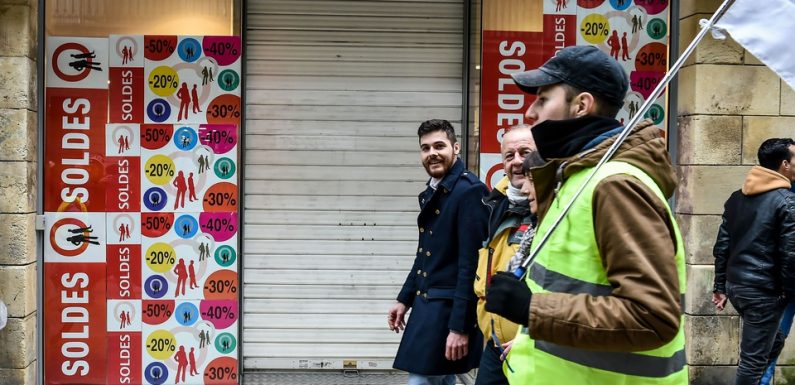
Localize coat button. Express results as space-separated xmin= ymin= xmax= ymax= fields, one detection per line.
xmin=416 ymin=290 xmax=421 ymax=295
xmin=419 ymin=227 xmax=425 ymax=233
xmin=426 ymin=251 xmax=431 ymax=257
xmin=423 ymin=272 xmax=427 ymax=277
xmin=418 ymin=247 xmax=423 ymax=253
xmin=417 ymin=269 xmax=422 ymax=275
xmin=435 ymin=209 xmax=440 ymax=215
xmin=422 ymin=293 xmax=428 ymax=298
xmin=429 ymin=230 xmax=433 ymax=236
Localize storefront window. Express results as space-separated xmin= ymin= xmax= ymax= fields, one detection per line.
xmin=46 ymin=0 xmax=240 ymax=37
xmin=474 ymin=0 xmax=671 ymax=188
xmin=42 ymin=2 xmax=242 ymax=384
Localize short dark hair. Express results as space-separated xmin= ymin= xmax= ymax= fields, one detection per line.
xmin=418 ymin=119 xmax=456 ymax=144
xmin=758 ymin=138 xmax=795 ymax=170
xmin=560 ymin=84 xmax=622 ymax=118
xmin=522 ymin=150 xmax=547 ymax=175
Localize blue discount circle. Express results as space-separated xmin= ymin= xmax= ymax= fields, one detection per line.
xmin=177 ymin=38 xmax=202 ymax=63
xmin=144 ymin=275 xmax=168 ymax=299
xmin=144 ymin=362 xmax=168 ymax=385
xmin=146 ymin=99 xmax=171 ymax=123
xmin=609 ymin=0 xmax=631 ymax=10
xmin=173 ymin=126 xmax=198 ymax=151
xmin=174 ymin=302 xmax=199 ymax=326
xmin=143 ymin=187 xmax=168 ymax=211
xmin=174 ymin=214 xmax=199 ymax=239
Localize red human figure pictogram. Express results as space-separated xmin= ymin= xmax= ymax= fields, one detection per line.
xmin=174 ymin=258 xmax=188 ymax=297
xmin=174 ymin=345 xmax=188 ymax=383
xmin=177 ymin=82 xmax=190 ymax=121
xmin=173 ymin=171 xmax=187 ymax=209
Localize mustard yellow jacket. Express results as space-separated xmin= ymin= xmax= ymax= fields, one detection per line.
xmin=474 ymin=176 xmax=531 ymax=345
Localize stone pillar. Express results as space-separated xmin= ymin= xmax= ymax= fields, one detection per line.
xmin=0 ymin=1 xmax=38 ymax=384
xmin=677 ymin=1 xmax=794 ymax=384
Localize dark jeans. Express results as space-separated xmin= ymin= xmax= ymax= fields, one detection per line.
xmin=761 ymin=299 xmax=795 ymax=385
xmin=474 ymin=341 xmax=509 ymax=385
xmin=727 ymin=283 xmax=787 ymax=385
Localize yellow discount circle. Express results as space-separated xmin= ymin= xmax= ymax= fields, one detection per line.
xmin=145 ymin=242 xmax=176 ymax=273
xmin=146 ymin=329 xmax=177 ymax=360
xmin=148 ymin=66 xmax=179 ymax=97
xmin=144 ymin=154 xmax=176 ymax=186
xmin=580 ymin=14 xmax=610 ymax=45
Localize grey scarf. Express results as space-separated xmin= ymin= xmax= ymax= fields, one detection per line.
xmin=507 ymin=220 xmax=536 ymax=273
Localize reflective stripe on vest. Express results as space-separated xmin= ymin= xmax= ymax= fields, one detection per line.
xmin=528 ymin=262 xmax=686 ymax=310
xmin=504 ymin=161 xmax=687 ymax=385
xmin=535 ymin=341 xmax=686 ymax=377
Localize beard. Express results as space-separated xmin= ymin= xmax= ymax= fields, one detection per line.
xmin=423 ymin=157 xmax=453 ymax=178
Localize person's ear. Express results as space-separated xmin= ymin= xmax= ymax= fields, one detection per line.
xmin=778 ymin=158 xmax=791 ymax=176
xmin=453 ymin=142 xmax=461 ymax=155
xmin=571 ymin=92 xmax=596 ymax=117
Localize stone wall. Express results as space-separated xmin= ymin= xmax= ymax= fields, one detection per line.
xmin=0 ymin=0 xmax=38 ymax=384
xmin=678 ymin=1 xmax=795 ymax=384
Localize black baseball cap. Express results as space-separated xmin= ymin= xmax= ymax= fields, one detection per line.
xmin=511 ymin=45 xmax=629 ymax=107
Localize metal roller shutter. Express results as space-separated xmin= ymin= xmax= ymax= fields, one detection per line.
xmin=243 ymin=0 xmax=464 ymax=370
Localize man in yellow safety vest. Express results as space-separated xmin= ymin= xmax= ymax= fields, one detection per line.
xmin=483 ymin=45 xmax=687 ymax=385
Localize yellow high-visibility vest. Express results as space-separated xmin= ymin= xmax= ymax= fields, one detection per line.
xmin=505 ymin=161 xmax=687 ymax=385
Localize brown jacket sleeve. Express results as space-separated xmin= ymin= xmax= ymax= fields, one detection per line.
xmin=527 ymin=174 xmax=681 ymax=352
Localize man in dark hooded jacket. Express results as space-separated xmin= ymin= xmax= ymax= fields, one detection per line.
xmin=713 ymin=137 xmax=795 ymax=385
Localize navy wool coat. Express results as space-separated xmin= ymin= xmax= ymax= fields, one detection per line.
xmin=393 ymin=158 xmax=489 ymax=375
